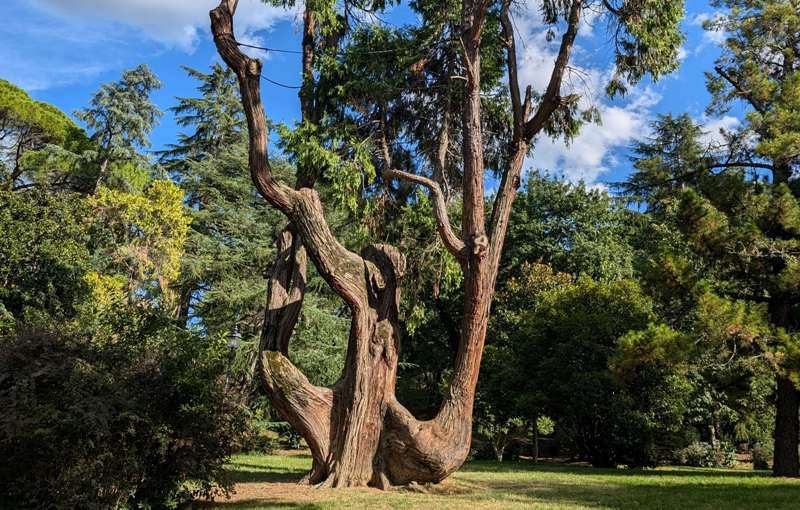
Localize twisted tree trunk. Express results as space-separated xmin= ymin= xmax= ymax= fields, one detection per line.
xmin=209 ymin=0 xmax=581 ymax=487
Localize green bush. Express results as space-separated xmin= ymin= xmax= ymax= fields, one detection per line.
xmin=239 ymin=418 xmax=280 ymax=454
xmin=752 ymin=442 xmax=773 ymax=470
xmin=674 ymin=441 xmax=737 ymax=468
xmin=0 ymin=318 xmax=247 ymax=509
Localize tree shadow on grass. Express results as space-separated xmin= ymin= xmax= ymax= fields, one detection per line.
xmin=209 ymin=501 xmax=321 ymax=510
xmin=224 ymin=464 xmax=307 ymax=484
xmin=498 ymin=480 xmax=800 ymax=510
xmin=461 ymin=460 xmax=770 ymax=478
xmin=458 ymin=462 xmax=800 ymax=510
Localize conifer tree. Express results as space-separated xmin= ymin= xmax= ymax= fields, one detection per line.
xmin=625 ymin=111 xmax=800 ymax=477
xmin=76 ymin=64 xmax=162 ymax=195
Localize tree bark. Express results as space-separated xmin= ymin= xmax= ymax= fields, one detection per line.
xmin=92 ymin=157 xmax=109 ymax=196
xmin=260 ymin=227 xmax=307 ymax=355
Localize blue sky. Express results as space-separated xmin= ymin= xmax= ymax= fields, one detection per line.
xmin=1 ymin=0 xmax=736 ymax=188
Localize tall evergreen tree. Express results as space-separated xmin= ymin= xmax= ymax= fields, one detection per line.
xmin=624 ymin=112 xmax=800 ymax=477
xmin=705 ymin=0 xmax=799 ymax=476
xmin=76 ymin=64 xmax=162 ymax=195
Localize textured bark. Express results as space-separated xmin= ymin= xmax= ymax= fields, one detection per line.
xmin=261 ymin=227 xmax=307 ymax=355
xmin=92 ymin=157 xmax=109 ymax=196
xmin=210 ymin=0 xmax=581 ymax=487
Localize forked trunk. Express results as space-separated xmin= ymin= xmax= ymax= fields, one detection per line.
xmin=261 ymin=227 xmax=307 ymax=355
xmin=210 ymin=0 xmax=547 ymax=488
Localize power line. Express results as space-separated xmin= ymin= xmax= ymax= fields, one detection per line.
xmin=237 ymin=42 xmax=303 ymax=54
xmin=260 ymin=74 xmax=302 ymax=89
xmin=236 ymin=40 xmax=434 ymax=57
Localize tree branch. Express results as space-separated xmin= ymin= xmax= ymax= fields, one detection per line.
xmin=650 ymin=160 xmax=777 ymax=187
xmin=210 ymin=1 xmax=369 ymax=308
xmin=522 ymin=1 xmax=582 ymax=142
xmin=500 ymin=0 xmax=523 ymax=142
xmin=489 ymin=2 xmax=582 ymax=257
xmin=714 ymin=65 xmax=768 ymax=115
xmin=385 ymin=168 xmax=468 ymax=261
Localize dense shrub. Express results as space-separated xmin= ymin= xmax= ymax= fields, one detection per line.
xmin=674 ymin=441 xmax=737 ymax=468
xmin=513 ymin=278 xmax=691 ymax=467
xmin=752 ymin=442 xmax=773 ymax=470
xmin=0 ymin=319 xmax=247 ymax=509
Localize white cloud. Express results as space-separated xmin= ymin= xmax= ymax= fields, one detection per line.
xmin=34 ymin=0 xmax=298 ymax=52
xmin=699 ymin=115 xmax=740 ymax=148
xmin=691 ymin=11 xmax=726 ymax=53
xmin=528 ymin=88 xmax=661 ymax=185
xmin=509 ymin=0 xmax=663 ymax=186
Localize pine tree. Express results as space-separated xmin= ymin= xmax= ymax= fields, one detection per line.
xmin=625 ymin=111 xmax=800 ymax=477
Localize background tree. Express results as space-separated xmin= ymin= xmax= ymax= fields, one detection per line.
xmin=622 ymin=110 xmax=800 ymax=475
xmin=703 ymin=1 xmax=800 ymax=475
xmin=0 ymin=79 xmax=90 ymax=190
xmin=76 ymin=64 xmax=162 ymax=195
xmin=512 ymin=277 xmax=691 ymax=467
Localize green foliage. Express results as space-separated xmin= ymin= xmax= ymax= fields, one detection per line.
xmin=752 ymin=441 xmax=774 ymax=470
xmin=0 ymin=318 xmax=247 ymax=509
xmin=674 ymin=441 xmax=737 ymax=468
xmin=603 ymin=0 xmax=685 ymax=97
xmin=503 ymin=174 xmax=635 ymax=282
xmin=512 ymin=277 xmax=689 ymax=466
xmin=89 ymin=180 xmax=191 ymax=310
xmin=622 ymin=110 xmax=789 ymax=460
xmin=175 ymin=139 xmax=284 ymax=334
xmin=0 ymin=79 xmax=88 ymax=187
xmin=76 ymin=64 xmax=162 ymax=188
xmin=0 ymin=190 xmax=92 ymax=332
xmin=159 ymin=64 xmax=244 ymax=167
xmin=278 ymin=121 xmax=375 ymax=216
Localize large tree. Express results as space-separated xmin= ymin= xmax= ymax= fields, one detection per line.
xmin=209 ymin=0 xmax=683 ymax=487
xmin=76 ymin=65 xmax=162 ymax=195
xmin=624 ymin=0 xmax=800 ymax=476
xmin=705 ymin=0 xmax=800 ymax=477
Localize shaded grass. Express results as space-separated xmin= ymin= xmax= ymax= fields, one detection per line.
xmin=208 ymin=453 xmax=800 ymax=509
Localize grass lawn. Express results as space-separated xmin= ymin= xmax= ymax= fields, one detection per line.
xmin=206 ymin=452 xmax=800 ymax=509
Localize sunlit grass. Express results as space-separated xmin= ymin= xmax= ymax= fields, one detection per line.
xmin=207 ymin=452 xmax=800 ymax=509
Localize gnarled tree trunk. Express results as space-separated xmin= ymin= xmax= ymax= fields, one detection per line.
xmin=210 ymin=0 xmax=582 ymax=487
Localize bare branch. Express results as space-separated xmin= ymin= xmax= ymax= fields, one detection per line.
xmin=433 ymin=110 xmax=452 ymax=199
xmin=385 ymin=168 xmax=468 ymax=261
xmin=489 ymin=2 xmax=582 ymax=259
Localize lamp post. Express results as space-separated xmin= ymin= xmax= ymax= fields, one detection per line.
xmin=225 ymin=325 xmax=241 ymax=390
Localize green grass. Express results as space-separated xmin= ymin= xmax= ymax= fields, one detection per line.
xmin=208 ymin=452 xmax=800 ymax=509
